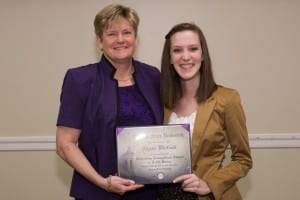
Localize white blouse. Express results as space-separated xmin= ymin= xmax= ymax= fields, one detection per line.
xmin=168 ymin=111 xmax=197 ymax=138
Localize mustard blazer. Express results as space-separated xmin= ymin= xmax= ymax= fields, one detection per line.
xmin=164 ymin=86 xmax=252 ymax=200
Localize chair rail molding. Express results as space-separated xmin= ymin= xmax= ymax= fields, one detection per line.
xmin=0 ymin=133 xmax=300 ymax=151
xmin=0 ymin=136 xmax=55 ymax=151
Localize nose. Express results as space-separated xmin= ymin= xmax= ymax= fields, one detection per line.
xmin=116 ymin=33 xmax=125 ymax=42
xmin=182 ymin=49 xmax=190 ymax=60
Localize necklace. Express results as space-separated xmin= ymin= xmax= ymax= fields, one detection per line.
xmin=113 ymin=62 xmax=134 ymax=82
xmin=115 ymin=75 xmax=133 ymax=82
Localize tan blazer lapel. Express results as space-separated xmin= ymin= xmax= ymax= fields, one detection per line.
xmin=192 ymin=97 xmax=216 ymax=164
xmin=163 ymin=107 xmax=172 ymax=124
xmin=164 ymin=100 xmax=216 ymax=166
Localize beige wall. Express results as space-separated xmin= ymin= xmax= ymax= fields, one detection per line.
xmin=1 ymin=0 xmax=300 ymax=199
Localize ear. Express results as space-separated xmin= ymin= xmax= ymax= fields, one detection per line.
xmin=96 ymin=35 xmax=103 ymax=50
xmin=134 ymin=35 xmax=138 ymax=46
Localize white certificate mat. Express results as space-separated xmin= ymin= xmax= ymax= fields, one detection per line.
xmin=116 ymin=124 xmax=192 ymax=184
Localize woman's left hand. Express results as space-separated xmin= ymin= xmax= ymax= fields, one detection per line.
xmin=173 ymin=173 xmax=211 ymax=196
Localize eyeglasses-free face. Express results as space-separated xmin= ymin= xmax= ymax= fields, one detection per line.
xmin=170 ymin=30 xmax=203 ymax=82
xmin=97 ymin=20 xmax=137 ymax=65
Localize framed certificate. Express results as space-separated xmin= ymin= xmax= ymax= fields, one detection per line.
xmin=116 ymin=124 xmax=192 ymax=184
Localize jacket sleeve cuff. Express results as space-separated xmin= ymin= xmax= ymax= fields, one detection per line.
xmin=205 ymin=178 xmax=223 ymax=200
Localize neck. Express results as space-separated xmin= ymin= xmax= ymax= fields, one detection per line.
xmin=181 ymin=76 xmax=200 ymax=98
xmin=104 ymin=54 xmax=132 ymax=69
xmin=113 ymin=62 xmax=134 ymax=81
xmin=103 ymin=55 xmax=135 ymax=82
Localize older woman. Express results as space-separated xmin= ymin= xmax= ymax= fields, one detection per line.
xmin=56 ymin=4 xmax=163 ymax=200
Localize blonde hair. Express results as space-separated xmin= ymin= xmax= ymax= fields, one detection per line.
xmin=94 ymin=4 xmax=139 ymax=39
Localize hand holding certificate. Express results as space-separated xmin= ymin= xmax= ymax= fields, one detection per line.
xmin=116 ymin=124 xmax=192 ymax=184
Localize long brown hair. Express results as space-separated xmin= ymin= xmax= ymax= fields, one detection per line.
xmin=160 ymin=22 xmax=217 ymax=109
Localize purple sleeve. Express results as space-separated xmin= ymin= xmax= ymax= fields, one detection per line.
xmin=56 ymin=69 xmax=86 ymax=129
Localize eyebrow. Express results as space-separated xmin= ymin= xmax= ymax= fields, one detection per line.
xmin=171 ymin=44 xmax=200 ymax=48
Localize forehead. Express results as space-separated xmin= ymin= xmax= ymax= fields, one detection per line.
xmin=104 ymin=19 xmax=133 ymax=31
xmin=170 ymin=30 xmax=200 ymax=46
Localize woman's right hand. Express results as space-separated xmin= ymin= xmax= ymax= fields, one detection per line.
xmin=105 ymin=175 xmax=144 ymax=195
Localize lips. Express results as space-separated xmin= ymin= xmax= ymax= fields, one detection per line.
xmin=114 ymin=46 xmax=127 ymax=50
xmin=180 ymin=63 xmax=194 ymax=68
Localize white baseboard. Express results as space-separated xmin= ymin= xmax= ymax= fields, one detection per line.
xmin=0 ymin=133 xmax=300 ymax=151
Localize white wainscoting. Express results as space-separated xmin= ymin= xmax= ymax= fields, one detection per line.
xmin=0 ymin=133 xmax=300 ymax=151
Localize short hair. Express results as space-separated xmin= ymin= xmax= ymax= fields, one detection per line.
xmin=94 ymin=4 xmax=139 ymax=38
xmin=160 ymin=22 xmax=217 ymax=109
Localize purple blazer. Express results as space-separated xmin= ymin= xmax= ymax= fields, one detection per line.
xmin=57 ymin=56 xmax=163 ymax=200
